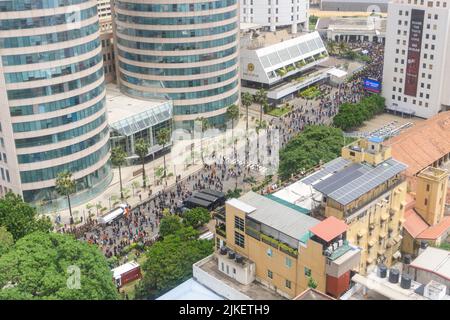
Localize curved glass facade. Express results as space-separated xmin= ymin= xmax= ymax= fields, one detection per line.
xmin=115 ymin=0 xmax=239 ymax=129
xmin=0 ymin=0 xmax=111 ymax=209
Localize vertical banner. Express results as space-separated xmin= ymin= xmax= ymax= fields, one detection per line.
xmin=404 ymin=9 xmax=425 ymax=96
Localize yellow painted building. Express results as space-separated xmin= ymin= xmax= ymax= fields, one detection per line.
xmin=312 ymin=137 xmax=408 ymax=274
xmin=215 ymin=192 xmax=360 ymax=299
xmin=401 ymin=167 xmax=450 ymax=257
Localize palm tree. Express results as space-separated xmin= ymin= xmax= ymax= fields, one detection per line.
xmin=111 ymin=147 xmax=127 ymax=200
xmin=338 ymin=41 xmax=347 ymax=55
xmin=241 ymin=92 xmax=253 ymax=134
xmin=55 ymin=171 xmax=76 ymax=225
xmin=135 ymin=138 xmax=150 ymax=189
xmin=255 ymin=120 xmax=267 ymax=165
xmin=156 ymin=127 xmax=171 ymax=180
xmin=254 ymin=88 xmax=268 ymax=123
xmin=327 ymin=41 xmax=336 ymax=56
xmin=226 ymin=104 xmax=239 ymax=161
xmin=196 ymin=117 xmax=209 ymax=165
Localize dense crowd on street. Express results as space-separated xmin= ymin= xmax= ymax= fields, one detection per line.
xmin=58 ymin=40 xmax=385 ymax=262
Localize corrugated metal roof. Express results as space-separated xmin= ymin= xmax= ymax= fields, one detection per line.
xmin=237 ymin=192 xmax=319 ymax=241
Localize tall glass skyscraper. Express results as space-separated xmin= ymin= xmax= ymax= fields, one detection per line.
xmin=0 ymin=0 xmax=111 ymax=210
xmin=113 ymin=0 xmax=240 ymax=131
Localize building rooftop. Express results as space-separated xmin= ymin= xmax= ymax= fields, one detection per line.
xmin=418 ymin=217 xmax=450 ymax=240
xmin=156 ymin=278 xmax=224 ymax=300
xmin=384 ymin=111 xmax=450 ymax=177
xmin=311 ymin=158 xmax=407 ymax=206
xmin=403 ymin=209 xmax=429 ymax=238
xmin=317 ymin=16 xmax=386 ymax=33
xmin=237 ymin=192 xmax=320 ymax=241
xmin=111 ymin=261 xmax=139 ymax=280
xmin=196 ymin=255 xmax=286 ymax=300
xmin=105 ymin=83 xmax=173 ymax=137
xmin=410 ymin=247 xmax=450 ymax=281
xmin=309 ymin=216 xmax=348 ymax=242
xmin=294 ymin=288 xmax=336 ymax=300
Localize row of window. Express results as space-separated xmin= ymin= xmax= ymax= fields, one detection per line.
xmin=121 ymin=69 xmax=237 ymax=89
xmin=17 ymin=126 xmax=109 ymax=164
xmin=405 ymin=0 xmax=446 ymax=7
xmin=20 ymin=141 xmax=110 ymax=183
xmin=0 ymin=0 xmax=87 ymax=11
xmin=7 ymin=69 xmax=103 ymax=100
xmin=10 ymin=85 xmax=104 ymax=116
xmin=0 ymin=22 xmax=99 ymax=49
xmin=391 ymin=95 xmax=429 ymax=107
xmin=120 ymin=79 xmax=238 ymax=100
xmin=117 ymin=34 xmax=237 ymax=52
xmin=119 ymin=57 xmax=237 ymax=76
xmin=15 ymin=113 xmax=107 ymax=149
xmin=173 ymin=92 xmax=239 ymax=116
xmin=12 ymin=99 xmax=105 ymax=133
xmin=117 ymin=22 xmax=237 ymax=39
xmin=1 ymin=39 xmax=101 ymax=66
xmin=0 ymin=167 xmax=11 ymax=183
xmin=116 ymin=10 xmax=237 ymax=26
xmin=119 ymin=47 xmax=236 ymax=64
xmin=117 ymin=0 xmax=236 ymax=12
xmin=0 ymin=152 xmax=7 ymax=164
xmin=0 ymin=6 xmax=97 ymax=30
xmin=5 ymin=55 xmax=102 ymax=84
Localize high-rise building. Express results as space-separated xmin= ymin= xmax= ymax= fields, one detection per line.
xmin=240 ymin=0 xmax=309 ymax=33
xmin=0 ymin=0 xmax=111 ymax=209
xmin=97 ymin=0 xmax=116 ymax=83
xmin=97 ymin=0 xmax=112 ymax=20
xmin=382 ymin=0 xmax=450 ymax=118
xmin=112 ymin=0 xmax=240 ymax=131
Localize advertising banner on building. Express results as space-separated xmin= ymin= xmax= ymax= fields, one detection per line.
xmin=404 ymin=9 xmax=425 ymax=96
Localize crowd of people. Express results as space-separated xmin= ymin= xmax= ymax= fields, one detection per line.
xmin=59 ymin=40 xmax=385 ymax=263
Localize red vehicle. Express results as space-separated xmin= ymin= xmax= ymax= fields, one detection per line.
xmin=112 ymin=261 xmax=142 ymax=288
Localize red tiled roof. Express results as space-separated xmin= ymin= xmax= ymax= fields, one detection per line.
xmin=403 ymin=209 xmax=428 ymax=238
xmin=384 ymin=111 xmax=450 ymax=177
xmin=309 ymin=216 xmax=348 ymax=242
xmin=417 ymin=216 xmax=450 ymax=240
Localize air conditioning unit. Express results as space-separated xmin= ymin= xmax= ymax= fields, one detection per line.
xmin=338 ymin=239 xmax=343 ymax=247
xmin=333 ymin=243 xmax=338 ymax=250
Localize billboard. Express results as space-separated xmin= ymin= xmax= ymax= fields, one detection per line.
xmin=404 ymin=9 xmax=425 ymax=97
xmin=363 ymin=78 xmax=381 ymax=93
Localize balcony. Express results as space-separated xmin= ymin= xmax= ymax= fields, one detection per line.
xmin=215 ymin=225 xmax=226 ymax=238
xmin=246 ymin=227 xmax=298 ymax=258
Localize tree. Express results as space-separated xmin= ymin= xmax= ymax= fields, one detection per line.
xmin=255 ymin=119 xmax=267 ymax=165
xmin=241 ymin=92 xmax=253 ymax=134
xmin=0 ymin=232 xmax=118 ymax=300
xmin=0 ymin=226 xmax=14 ymax=256
xmin=135 ymin=227 xmax=213 ymax=298
xmin=327 ymin=41 xmax=336 ymax=56
xmin=0 ymin=193 xmax=52 ymax=242
xmin=55 ymin=171 xmax=76 ymax=225
xmin=196 ymin=117 xmax=210 ymax=165
xmin=135 ymin=138 xmax=150 ymax=189
xmin=111 ymin=147 xmax=127 ymax=200
xmin=308 ymin=277 xmax=318 ymax=289
xmin=156 ymin=127 xmax=171 ymax=181
xmin=183 ymin=208 xmax=211 ymax=229
xmin=226 ymin=104 xmax=240 ymax=161
xmin=278 ymin=125 xmax=351 ymax=181
xmin=159 ymin=215 xmax=183 ymax=237
xmin=254 ymin=88 xmax=268 ymax=123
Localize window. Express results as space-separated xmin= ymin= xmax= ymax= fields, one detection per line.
xmin=285 ymin=257 xmax=292 ymax=268
xmin=304 ymin=267 xmax=311 ymax=277
xmin=235 ymin=231 xmax=245 ymax=248
xmin=286 ymin=280 xmax=292 ymax=289
xmin=221 ymin=262 xmax=224 ymax=271
xmin=424 ymin=198 xmax=428 ymax=206
xmin=234 ymin=216 xmax=244 ymax=231
xmin=268 ymin=270 xmax=273 ymax=279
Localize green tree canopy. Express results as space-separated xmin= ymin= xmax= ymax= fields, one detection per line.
xmin=0 ymin=226 xmax=14 ymax=256
xmin=278 ymin=125 xmax=350 ymax=181
xmin=0 ymin=231 xmax=118 ymax=300
xmin=159 ymin=215 xmax=183 ymax=237
xmin=0 ymin=193 xmax=52 ymax=241
xmin=183 ymin=207 xmax=211 ymax=229
xmin=136 ymin=227 xmax=213 ymax=298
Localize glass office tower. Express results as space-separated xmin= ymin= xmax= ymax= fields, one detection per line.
xmin=0 ymin=0 xmax=111 ymax=211
xmin=113 ymin=0 xmax=240 ymax=131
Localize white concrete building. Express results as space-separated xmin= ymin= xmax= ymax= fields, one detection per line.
xmin=382 ymin=0 xmax=450 ymax=118
xmin=240 ymin=29 xmax=332 ymax=104
xmin=240 ymin=0 xmax=309 ymax=33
